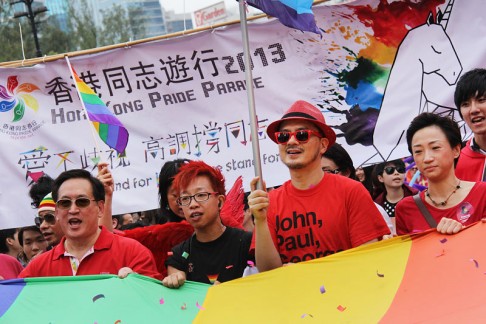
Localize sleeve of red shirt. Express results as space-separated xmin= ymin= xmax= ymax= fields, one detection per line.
xmin=121 ymin=237 xmax=163 ymax=281
xmin=347 ymin=182 xmax=390 ymax=247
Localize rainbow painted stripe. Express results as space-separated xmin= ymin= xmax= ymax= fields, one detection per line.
xmin=72 ymin=68 xmax=129 ymax=155
xmin=2 ymin=222 xmax=485 ymax=322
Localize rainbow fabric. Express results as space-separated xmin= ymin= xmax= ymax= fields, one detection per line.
xmin=71 ymin=67 xmax=129 ymax=155
xmin=2 ymin=222 xmax=486 ymax=323
xmin=245 ymin=0 xmax=321 ymax=34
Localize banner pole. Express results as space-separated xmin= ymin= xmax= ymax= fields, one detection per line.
xmin=238 ymin=0 xmax=264 ymax=190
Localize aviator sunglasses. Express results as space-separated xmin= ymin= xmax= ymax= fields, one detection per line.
xmin=384 ymin=166 xmax=405 ymax=175
xmin=274 ymin=130 xmax=322 ymax=144
xmin=34 ymin=213 xmax=56 ymax=227
xmin=56 ymin=197 xmax=97 ymax=210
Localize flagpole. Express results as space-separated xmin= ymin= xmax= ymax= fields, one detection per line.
xmin=64 ymin=56 xmax=103 ymax=158
xmin=238 ymin=0 xmax=264 ymax=189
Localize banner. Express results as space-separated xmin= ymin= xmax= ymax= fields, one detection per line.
xmin=2 ymin=221 xmax=486 ymax=322
xmin=0 ymin=0 xmax=482 ymax=228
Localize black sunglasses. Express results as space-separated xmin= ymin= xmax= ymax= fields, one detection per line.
xmin=384 ymin=166 xmax=405 ymax=175
xmin=34 ymin=213 xmax=56 ymax=227
xmin=56 ymin=197 xmax=96 ymax=210
xmin=275 ymin=130 xmax=322 ymax=144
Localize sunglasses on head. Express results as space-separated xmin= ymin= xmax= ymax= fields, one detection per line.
xmin=56 ymin=197 xmax=96 ymax=210
xmin=34 ymin=213 xmax=56 ymax=227
xmin=275 ymin=130 xmax=322 ymax=144
xmin=384 ymin=166 xmax=405 ymax=175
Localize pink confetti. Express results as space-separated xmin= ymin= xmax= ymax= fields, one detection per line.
xmin=167 ymin=251 xmax=173 ymax=256
xmin=337 ymin=305 xmax=346 ymax=312
xmin=440 ymin=238 xmax=448 ymax=244
xmin=247 ymin=260 xmax=255 ymax=267
xmin=376 ymin=271 xmax=384 ymax=278
xmin=225 ymin=265 xmax=234 ymax=269
xmin=159 ymin=298 xmax=164 ymax=305
xmin=435 ymin=249 xmax=445 ymax=257
xmin=301 ymin=313 xmax=313 ymax=318
xmin=181 ymin=303 xmax=187 ymax=310
xmin=319 ymin=285 xmax=326 ymax=294
xmin=470 ymin=259 xmax=479 ymax=268
xmin=196 ymin=302 xmax=205 ymax=310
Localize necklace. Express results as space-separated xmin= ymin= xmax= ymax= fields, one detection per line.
xmin=425 ymin=180 xmax=461 ymax=207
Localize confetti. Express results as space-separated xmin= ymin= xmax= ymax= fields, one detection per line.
xmin=159 ymin=298 xmax=164 ymax=305
xmin=337 ymin=305 xmax=346 ymax=312
xmin=92 ymin=294 xmax=105 ymax=303
xmin=435 ymin=249 xmax=445 ymax=257
xmin=470 ymin=259 xmax=479 ymax=268
xmin=440 ymin=238 xmax=448 ymax=244
xmin=181 ymin=303 xmax=187 ymax=310
xmin=196 ymin=302 xmax=205 ymax=310
xmin=167 ymin=251 xmax=173 ymax=256
xmin=247 ymin=260 xmax=255 ymax=267
xmin=319 ymin=285 xmax=326 ymax=294
xmin=376 ymin=271 xmax=384 ymax=278
xmin=225 ymin=265 xmax=234 ymax=269
xmin=182 ymin=252 xmax=189 ymax=259
xmin=301 ymin=313 xmax=314 ymax=318
xmin=114 ymin=321 xmax=121 ymax=324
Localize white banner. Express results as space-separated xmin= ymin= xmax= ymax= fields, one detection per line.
xmin=0 ymin=0 xmax=482 ymax=228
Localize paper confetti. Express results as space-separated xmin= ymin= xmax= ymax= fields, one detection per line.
xmin=337 ymin=305 xmax=346 ymax=312
xmin=196 ymin=301 xmax=205 ymax=310
xmin=225 ymin=265 xmax=234 ymax=269
xmin=181 ymin=303 xmax=187 ymax=310
xmin=167 ymin=251 xmax=173 ymax=256
xmin=301 ymin=313 xmax=314 ymax=318
xmin=159 ymin=298 xmax=164 ymax=305
xmin=247 ymin=260 xmax=255 ymax=267
xmin=470 ymin=258 xmax=479 ymax=268
xmin=92 ymin=294 xmax=105 ymax=302
xmin=435 ymin=249 xmax=445 ymax=257
xmin=319 ymin=285 xmax=326 ymax=294
xmin=114 ymin=320 xmax=121 ymax=324
xmin=376 ymin=271 xmax=385 ymax=278
xmin=182 ymin=252 xmax=189 ymax=259
xmin=440 ymin=238 xmax=448 ymax=244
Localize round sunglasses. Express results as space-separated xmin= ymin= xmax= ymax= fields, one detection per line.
xmin=275 ymin=130 xmax=322 ymax=144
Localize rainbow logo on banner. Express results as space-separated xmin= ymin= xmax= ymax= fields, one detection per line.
xmin=0 ymin=76 xmax=40 ymax=122
xmin=71 ymin=67 xmax=129 ymax=155
xmin=2 ymin=222 xmax=486 ymax=323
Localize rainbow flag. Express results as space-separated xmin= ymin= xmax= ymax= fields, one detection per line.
xmin=70 ymin=64 xmax=129 ymax=155
xmin=2 ymin=222 xmax=486 ymax=322
xmin=245 ymin=0 xmax=321 ymax=34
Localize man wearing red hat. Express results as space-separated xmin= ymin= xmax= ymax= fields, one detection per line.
xmin=249 ymin=100 xmax=390 ymax=271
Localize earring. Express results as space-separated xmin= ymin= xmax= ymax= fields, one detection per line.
xmin=166 ymin=205 xmax=170 ymax=210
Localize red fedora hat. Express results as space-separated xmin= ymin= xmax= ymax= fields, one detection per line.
xmin=266 ymin=100 xmax=336 ymax=147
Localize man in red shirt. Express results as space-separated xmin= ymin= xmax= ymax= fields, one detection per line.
xmin=249 ymin=100 xmax=390 ymax=271
xmin=19 ymin=169 xmax=161 ymax=280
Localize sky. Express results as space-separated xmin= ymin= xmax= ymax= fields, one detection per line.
xmin=159 ymin=0 xmax=239 ymax=14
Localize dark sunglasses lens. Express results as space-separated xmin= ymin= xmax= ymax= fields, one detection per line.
xmin=34 ymin=217 xmax=42 ymax=227
xmin=384 ymin=167 xmax=394 ymax=175
xmin=57 ymin=200 xmax=71 ymax=209
xmin=295 ymin=130 xmax=310 ymax=142
xmin=44 ymin=214 xmax=56 ymax=223
xmin=276 ymin=132 xmax=290 ymax=144
xmin=75 ymin=198 xmax=91 ymax=208
xmin=396 ymin=166 xmax=405 ymax=173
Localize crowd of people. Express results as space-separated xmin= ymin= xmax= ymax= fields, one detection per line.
xmin=1 ymin=68 xmax=485 ymax=288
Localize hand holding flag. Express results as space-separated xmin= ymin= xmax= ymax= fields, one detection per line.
xmin=65 ymin=57 xmax=129 ymax=155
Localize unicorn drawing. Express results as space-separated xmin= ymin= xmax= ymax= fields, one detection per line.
xmin=372 ymin=2 xmax=462 ymax=161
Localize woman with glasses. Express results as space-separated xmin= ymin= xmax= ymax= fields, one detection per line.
xmin=372 ymin=160 xmax=418 ymax=230
xmin=396 ymin=113 xmax=486 ymax=235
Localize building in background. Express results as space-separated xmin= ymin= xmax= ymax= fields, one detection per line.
xmin=164 ymin=10 xmax=192 ymax=34
xmin=44 ymin=0 xmax=68 ymax=31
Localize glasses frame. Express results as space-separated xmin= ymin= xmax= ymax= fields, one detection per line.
xmin=322 ymin=168 xmax=341 ymax=174
xmin=56 ymin=198 xmax=97 ymax=210
xmin=274 ymin=130 xmax=322 ymax=144
xmin=384 ymin=166 xmax=405 ymax=175
xmin=177 ymin=192 xmax=219 ymax=206
xmin=34 ymin=213 xmax=56 ymax=227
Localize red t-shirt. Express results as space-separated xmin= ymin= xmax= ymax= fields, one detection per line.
xmin=19 ymin=226 xmax=162 ymax=280
xmin=396 ymin=182 xmax=486 ymax=235
xmin=252 ymin=174 xmax=390 ymax=263
xmin=0 ymin=254 xmax=23 ymax=280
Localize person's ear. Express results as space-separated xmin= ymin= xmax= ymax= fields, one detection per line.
xmin=378 ymin=174 xmax=384 ymax=183
xmin=320 ymin=137 xmax=330 ymax=155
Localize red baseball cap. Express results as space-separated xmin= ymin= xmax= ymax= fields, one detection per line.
xmin=266 ymin=100 xmax=336 ymax=147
